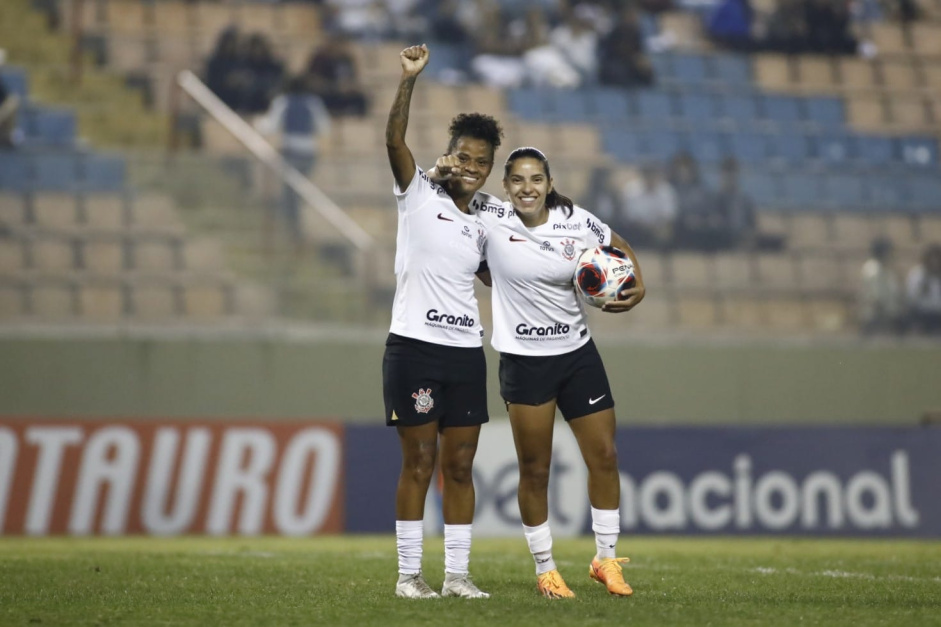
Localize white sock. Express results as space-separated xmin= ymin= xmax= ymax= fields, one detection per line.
xmin=591 ymin=506 xmax=620 ymax=559
xmin=523 ymin=521 xmax=556 ymax=575
xmin=444 ymin=523 xmax=472 ymax=575
xmin=396 ymin=519 xmax=423 ymax=576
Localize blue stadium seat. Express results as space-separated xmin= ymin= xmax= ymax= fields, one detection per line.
xmin=640 ymin=129 xmax=684 ymax=161
xmin=0 ymin=66 xmax=28 ymax=99
xmin=672 ymin=53 xmax=709 ymax=84
xmin=0 ymin=153 xmax=32 ymax=191
xmin=424 ymin=43 xmax=469 ymax=79
xmin=678 ymin=93 xmax=719 ymax=123
xmin=603 ymin=128 xmax=646 ymax=162
xmin=719 ymin=94 xmax=760 ymax=124
xmin=762 ymin=95 xmax=803 ymax=125
xmin=907 ymin=176 xmax=941 ymax=213
xmin=550 ymin=90 xmax=591 ymax=122
xmin=81 ymin=154 xmax=126 ymax=191
xmin=506 ymin=89 xmax=550 ymax=120
xmin=648 ymin=54 xmax=673 ymax=81
xmin=589 ymin=88 xmax=631 ymax=121
xmin=33 ymin=153 xmax=79 ymax=190
xmin=821 ymin=173 xmax=866 ymax=209
xmin=804 ymin=97 xmax=845 ymax=127
xmin=727 ymin=131 xmax=769 ymax=163
xmin=769 ymin=133 xmax=811 ymax=165
xmin=740 ymin=171 xmax=779 ymax=205
xmin=711 ymin=54 xmax=752 ymax=86
xmin=22 ymin=107 xmax=76 ymax=146
xmin=635 ymin=90 xmax=676 ymax=120
xmin=866 ymin=175 xmax=907 ymax=210
xmin=815 ymin=134 xmax=855 ymax=165
xmin=781 ymin=172 xmax=823 ymax=209
xmin=685 ymin=131 xmax=726 ymax=164
xmin=854 ymin=135 xmax=895 ymax=166
xmin=897 ymin=136 xmax=939 ymax=167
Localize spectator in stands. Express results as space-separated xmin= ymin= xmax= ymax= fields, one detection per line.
xmin=804 ymin=0 xmax=857 ymax=55
xmin=0 ymin=50 xmax=21 ymax=149
xmin=713 ymin=157 xmax=756 ymax=249
xmin=243 ymin=34 xmax=285 ymax=114
xmin=669 ymin=152 xmax=725 ymax=250
xmin=906 ymin=243 xmax=941 ymax=335
xmin=598 ymin=5 xmax=655 ymax=87
xmin=471 ymin=5 xmax=549 ymax=88
xmin=763 ymin=0 xmax=809 ymax=54
xmin=206 ymin=27 xmax=250 ymax=111
xmin=545 ymin=4 xmax=600 ymax=86
xmin=619 ymin=162 xmax=677 ymax=249
xmin=858 ymin=237 xmax=905 ymax=335
xmin=255 ymin=76 xmax=332 ymax=245
xmin=707 ymin=0 xmax=755 ymax=51
xmin=304 ymin=32 xmax=369 ymax=117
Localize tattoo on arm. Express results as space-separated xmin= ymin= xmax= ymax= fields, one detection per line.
xmin=386 ymin=76 xmax=416 ymax=145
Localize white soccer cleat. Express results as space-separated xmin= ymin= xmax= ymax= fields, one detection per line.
xmin=441 ymin=573 xmax=491 ymax=599
xmin=395 ymin=572 xmax=440 ymax=599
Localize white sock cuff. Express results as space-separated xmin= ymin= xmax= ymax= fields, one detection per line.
xmin=591 ymin=507 xmax=620 ymax=535
xmin=523 ymin=521 xmax=552 ymax=551
xmin=396 ymin=519 xmax=423 ymax=538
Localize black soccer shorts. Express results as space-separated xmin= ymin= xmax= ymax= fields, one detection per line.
xmin=382 ymin=333 xmax=489 ymax=429
xmin=499 ymin=338 xmax=615 ymax=421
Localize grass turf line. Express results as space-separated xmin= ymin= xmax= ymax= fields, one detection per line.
xmin=1 ymin=536 xmax=940 ymax=626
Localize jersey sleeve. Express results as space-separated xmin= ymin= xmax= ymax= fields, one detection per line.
xmin=393 ymin=165 xmax=444 ymax=214
xmin=579 ymin=206 xmax=612 ymax=247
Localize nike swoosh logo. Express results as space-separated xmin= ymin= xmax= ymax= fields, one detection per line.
xmin=589 ymin=395 xmax=606 ymax=405
xmin=509 ymin=235 xmax=526 ymax=242
xmin=437 ymin=213 xmax=454 ymax=221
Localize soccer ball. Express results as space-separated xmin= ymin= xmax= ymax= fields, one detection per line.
xmin=573 ymin=246 xmax=636 ymax=308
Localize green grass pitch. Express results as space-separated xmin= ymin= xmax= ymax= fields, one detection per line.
xmin=1 ymin=536 xmax=939 ymax=626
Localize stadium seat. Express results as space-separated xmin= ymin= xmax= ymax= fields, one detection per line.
xmin=907 ymin=177 xmax=941 ymax=213
xmin=831 ymin=215 xmax=876 ymax=250
xmin=878 ymin=214 xmax=917 ymax=249
xmin=131 ymin=284 xmax=179 ymax=319
xmin=672 ymin=53 xmax=710 ymax=85
xmin=678 ymin=93 xmax=719 ymax=123
xmin=133 ymin=239 xmax=178 ymax=273
xmin=887 ymin=95 xmax=931 ymax=129
xmin=764 ymin=297 xmax=808 ymax=331
xmin=719 ymin=94 xmax=760 ymax=125
xmin=806 ymin=297 xmax=849 ymax=332
xmin=755 ymin=253 xmax=799 ymax=289
xmin=854 ymin=135 xmax=896 ymax=166
xmin=0 ymin=240 xmax=25 ymax=276
xmin=720 ymin=295 xmax=766 ymax=329
xmin=846 ymin=96 xmax=886 ymax=131
xmin=670 ymin=253 xmax=713 ymax=290
xmin=82 ymin=193 xmax=127 ymax=230
xmin=183 ymin=284 xmax=229 ymax=318
xmin=0 ymin=66 xmax=29 ymax=99
xmin=590 ymin=89 xmax=632 ymax=121
xmin=23 ymin=107 xmax=77 ymax=146
xmin=711 ymin=54 xmax=752 ymax=86
xmin=675 ymin=295 xmax=719 ymax=328
xmin=797 ymin=56 xmax=836 ymax=92
xmin=79 ymin=284 xmax=125 ymax=320
xmin=33 ymin=153 xmax=80 ymax=191
xmin=30 ymin=283 xmax=75 ymax=318
xmin=871 ymin=23 xmax=909 ymax=55
xmin=821 ymin=173 xmax=867 ymax=209
xmin=635 ymin=91 xmax=676 ymax=121
xmin=911 ymin=23 xmax=941 ymax=55
xmin=839 ymin=59 xmax=878 ymax=90
xmin=879 ymin=60 xmax=920 ymax=90
xmin=182 ymin=239 xmax=226 ymax=273
xmin=685 ymin=131 xmax=726 ymax=164
xmin=713 ymin=253 xmax=754 ymax=290
xmin=33 ymin=192 xmax=79 ymax=228
xmin=32 ymin=238 xmax=77 ymax=272
xmin=762 ymin=95 xmax=803 ymax=126
xmin=739 ymin=171 xmax=779 ymax=205
xmin=769 ymin=133 xmax=811 ymax=165
xmin=81 ymin=154 xmax=126 ymax=191
xmin=753 ymin=55 xmax=791 ymax=91
xmin=814 ymin=133 xmax=854 ymax=165
xmin=0 ymin=154 xmax=31 ymax=192
xmin=0 ymin=283 xmax=23 ymax=319
xmin=727 ymin=131 xmax=769 ymax=163
xmin=798 ymin=253 xmax=845 ymax=291
xmin=788 ymin=213 xmax=832 ymax=250
xmin=804 ymin=98 xmax=845 ymax=128
xmin=0 ymin=193 xmax=26 ymax=226
xmin=82 ymin=240 xmax=125 ymax=275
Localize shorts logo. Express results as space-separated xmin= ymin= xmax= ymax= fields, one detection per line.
xmin=561 ymin=239 xmax=576 ymax=260
xmin=412 ymin=388 xmax=434 ymax=414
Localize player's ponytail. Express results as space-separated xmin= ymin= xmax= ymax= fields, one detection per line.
xmin=504 ymin=147 xmax=574 ymax=218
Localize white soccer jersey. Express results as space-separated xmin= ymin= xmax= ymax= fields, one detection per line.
xmin=389 ymin=166 xmax=491 ymax=347
xmin=477 ymin=198 xmax=612 ymax=356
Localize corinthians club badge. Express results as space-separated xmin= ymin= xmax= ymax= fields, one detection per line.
xmin=412 ymin=388 xmax=434 ymax=414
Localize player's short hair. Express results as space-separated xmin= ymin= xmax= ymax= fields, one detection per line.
xmin=447 ymin=113 xmax=503 ymax=155
xmin=503 ymin=146 xmax=574 ymax=217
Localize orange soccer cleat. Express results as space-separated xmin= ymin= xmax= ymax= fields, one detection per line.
xmin=537 ymin=569 xmax=576 ymax=599
xmin=589 ymin=557 xmax=633 ymax=596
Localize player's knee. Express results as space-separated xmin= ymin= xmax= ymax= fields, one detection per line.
xmin=518 ymin=459 xmax=551 ymax=491
xmin=440 ymin=460 xmax=473 ymax=486
xmin=588 ymin=443 xmax=619 ymax=474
